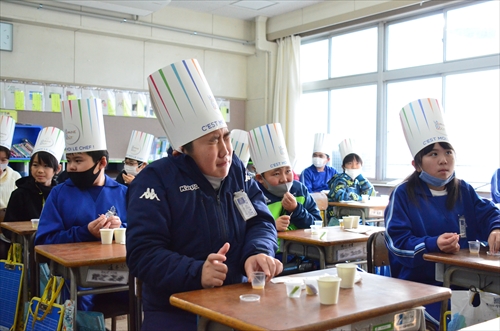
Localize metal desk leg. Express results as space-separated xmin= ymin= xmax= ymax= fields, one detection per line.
xmin=21 ymin=234 xmax=29 ymax=304
xmin=70 ymin=267 xmax=78 ymax=331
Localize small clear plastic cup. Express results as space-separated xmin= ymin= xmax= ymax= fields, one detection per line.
xmin=251 ymin=271 xmax=266 ymax=289
xmin=468 ymin=241 xmax=480 ymax=254
xmin=285 ymin=280 xmax=303 ymax=298
xmin=304 ymin=278 xmax=318 ymax=295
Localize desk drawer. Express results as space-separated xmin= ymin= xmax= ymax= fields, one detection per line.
xmin=287 ymin=242 xmax=366 ymax=264
xmin=51 ymin=262 xmax=129 ymax=287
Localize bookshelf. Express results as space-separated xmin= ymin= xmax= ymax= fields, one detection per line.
xmin=9 ymin=124 xmax=42 ymax=176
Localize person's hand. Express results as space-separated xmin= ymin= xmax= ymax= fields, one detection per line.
xmin=487 ymin=229 xmax=500 ymax=253
xmin=281 ymin=192 xmax=297 ymax=213
xmin=88 ymin=215 xmax=110 ymax=238
xmin=106 ymin=215 xmax=122 ymax=229
xmin=275 ymin=215 xmax=290 ymax=231
xmin=437 ymin=233 xmax=460 ymax=253
xmin=201 ymin=242 xmax=229 ymax=288
xmin=122 ymin=173 xmax=135 ymax=185
xmin=245 ymin=254 xmax=283 ymax=283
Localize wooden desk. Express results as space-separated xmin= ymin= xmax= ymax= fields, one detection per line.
xmin=328 ymin=198 xmax=388 ymax=225
xmin=35 ymin=242 xmax=133 ymax=330
xmin=278 ymin=226 xmax=385 ymax=269
xmin=170 ymin=271 xmax=451 ymax=331
xmin=423 ymin=249 xmax=500 ymax=325
xmin=0 ymin=221 xmax=37 ymax=304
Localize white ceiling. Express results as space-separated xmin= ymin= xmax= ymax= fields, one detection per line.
xmin=167 ymin=1 xmax=325 ymax=21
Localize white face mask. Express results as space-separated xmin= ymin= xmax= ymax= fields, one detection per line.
xmin=124 ymin=165 xmax=139 ymax=176
xmin=345 ymin=168 xmax=362 ymax=180
xmin=0 ymin=163 xmax=7 ymax=172
xmin=312 ymin=157 xmax=325 ymax=168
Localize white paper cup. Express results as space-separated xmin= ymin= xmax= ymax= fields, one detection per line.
xmin=311 ymin=224 xmax=320 ymax=235
xmin=361 ymin=194 xmax=369 ymax=203
xmin=351 ymin=215 xmax=360 ymax=229
xmin=114 ymin=228 xmax=126 ymax=244
xmin=251 ymin=271 xmax=266 ymax=289
xmin=100 ymin=229 xmax=114 ymax=244
xmin=285 ymin=280 xmax=303 ymax=298
xmin=314 ymin=220 xmax=323 ymax=227
xmin=336 ymin=263 xmax=357 ymax=288
xmin=342 ymin=216 xmax=354 ymax=229
xmin=317 ymin=276 xmax=341 ymax=305
xmin=31 ymin=219 xmax=39 ymax=229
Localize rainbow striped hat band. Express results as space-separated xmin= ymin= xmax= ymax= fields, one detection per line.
xmin=248 ymin=123 xmax=290 ymax=174
xmin=399 ymin=98 xmax=449 ymax=157
xmin=61 ymin=99 xmax=107 ymax=153
xmin=126 ymin=130 xmax=155 ymax=163
xmin=313 ymin=133 xmax=332 ymax=154
xmin=339 ymin=138 xmax=357 ymax=160
xmin=148 ymin=59 xmax=226 ymax=151
xmin=231 ymin=129 xmax=250 ymax=167
xmin=0 ymin=115 xmax=16 ymax=150
xmin=33 ymin=127 xmax=65 ymax=162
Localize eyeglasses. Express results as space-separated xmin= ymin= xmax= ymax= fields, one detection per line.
xmin=123 ymin=160 xmax=141 ymax=167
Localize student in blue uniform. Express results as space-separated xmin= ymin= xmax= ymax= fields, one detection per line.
xmin=34 ymin=100 xmax=127 ymax=311
xmin=300 ymin=133 xmax=338 ymax=193
xmin=249 ymin=123 xmax=321 ymax=262
xmin=491 ymin=168 xmax=500 ymax=204
xmin=126 ymin=59 xmax=282 ymax=330
xmin=385 ymin=98 xmax=500 ymax=328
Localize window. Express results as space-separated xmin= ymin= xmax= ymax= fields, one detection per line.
xmin=300 ymin=0 xmax=500 ymax=186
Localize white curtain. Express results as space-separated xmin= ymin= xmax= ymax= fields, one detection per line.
xmin=273 ymin=35 xmax=302 ymax=170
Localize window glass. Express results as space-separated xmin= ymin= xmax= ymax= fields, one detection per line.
xmin=331 ymin=28 xmax=377 ymax=78
xmin=444 ymin=69 xmax=499 ymax=183
xmin=386 ymin=78 xmax=442 ymax=179
xmin=387 ymin=14 xmax=444 ymax=70
xmin=295 ymin=91 xmax=329 ymax=174
xmin=447 ymin=1 xmax=500 ymax=61
xmin=329 ymin=85 xmax=377 ymax=178
xmin=301 ymin=40 xmax=329 ymax=83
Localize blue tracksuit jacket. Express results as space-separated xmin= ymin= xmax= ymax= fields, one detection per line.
xmin=385 ymin=179 xmax=500 ymax=325
xmin=125 ymin=152 xmax=278 ymax=330
xmin=300 ymin=165 xmax=338 ymax=193
xmin=327 ymin=172 xmax=374 ymax=202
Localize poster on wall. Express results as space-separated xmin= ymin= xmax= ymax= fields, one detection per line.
xmin=64 ymin=86 xmax=81 ymax=101
xmin=99 ymin=89 xmax=116 ymax=116
xmin=4 ymin=82 xmax=25 ymax=110
xmin=115 ymin=91 xmax=132 ymax=117
xmin=44 ymin=85 xmax=64 ymax=112
xmin=25 ymin=84 xmax=44 ymax=111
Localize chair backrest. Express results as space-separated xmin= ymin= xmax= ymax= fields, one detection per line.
xmin=366 ymin=231 xmax=390 ymax=273
xmin=310 ymin=192 xmax=328 ymax=225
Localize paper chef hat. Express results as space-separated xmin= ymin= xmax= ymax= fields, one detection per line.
xmin=61 ymin=99 xmax=107 ymax=153
xmin=125 ymin=130 xmax=155 ymax=163
xmin=339 ymin=138 xmax=357 ymax=161
xmin=248 ymin=123 xmax=290 ymax=174
xmin=147 ymin=59 xmax=226 ymax=151
xmin=0 ymin=115 xmax=16 ymax=150
xmin=231 ymin=129 xmax=250 ymax=167
xmin=33 ymin=127 xmax=65 ymax=162
xmin=313 ymin=133 xmax=332 ymax=155
xmin=399 ymin=98 xmax=449 ymax=157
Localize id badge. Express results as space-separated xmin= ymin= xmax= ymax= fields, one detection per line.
xmin=458 ymin=215 xmax=467 ymax=238
xmin=234 ymin=190 xmax=257 ymax=221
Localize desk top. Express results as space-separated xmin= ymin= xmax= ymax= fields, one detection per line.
xmin=0 ymin=221 xmax=36 ymax=235
xmin=460 ymin=317 xmax=500 ymax=330
xmin=423 ymin=249 xmax=500 ymax=273
xmin=170 ymin=272 xmax=451 ymax=331
xmin=35 ymin=241 xmax=126 ymax=267
xmin=328 ymin=198 xmax=388 ymax=209
xmin=278 ymin=226 xmax=385 ymax=247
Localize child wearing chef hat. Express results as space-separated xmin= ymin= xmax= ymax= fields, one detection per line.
xmin=116 ymin=130 xmax=154 ymax=186
xmin=125 ymin=59 xmax=282 ymax=330
xmin=385 ymin=98 xmax=500 ymax=328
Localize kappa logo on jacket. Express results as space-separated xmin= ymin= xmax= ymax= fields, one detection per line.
xmin=179 ymin=184 xmax=199 ymax=192
xmin=140 ymin=188 xmax=160 ymax=201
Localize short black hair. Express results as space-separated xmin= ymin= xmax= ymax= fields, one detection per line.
xmin=342 ymin=153 xmax=363 ymax=167
xmin=86 ymin=150 xmax=109 ymax=163
xmin=0 ymin=146 xmax=11 ymax=159
xmin=30 ymin=151 xmax=59 ymax=173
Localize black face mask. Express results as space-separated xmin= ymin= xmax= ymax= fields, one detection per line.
xmin=67 ymin=162 xmax=100 ymax=189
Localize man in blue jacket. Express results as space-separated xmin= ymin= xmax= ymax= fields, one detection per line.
xmin=126 ymin=59 xmax=282 ymax=330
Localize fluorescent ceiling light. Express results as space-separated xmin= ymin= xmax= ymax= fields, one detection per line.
xmin=231 ymin=1 xmax=278 ymax=11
